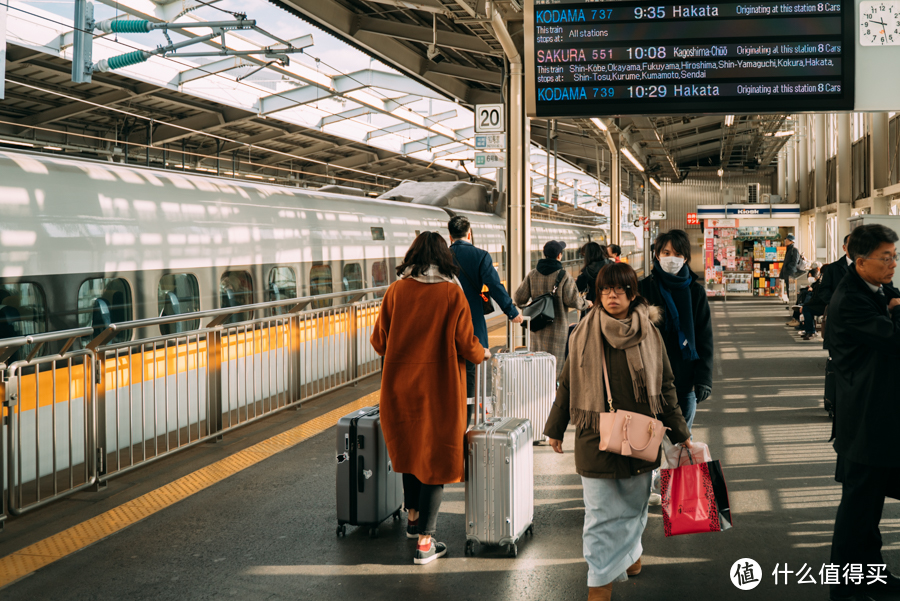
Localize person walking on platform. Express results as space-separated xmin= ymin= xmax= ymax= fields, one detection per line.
xmin=607 ymin=244 xmax=622 ymax=263
xmin=638 ymin=230 xmax=713 ymax=431
xmin=576 ymin=242 xmax=612 ymax=319
xmin=370 ymin=231 xmax=489 ymax=565
xmin=780 ymin=234 xmax=801 ymax=303
xmin=826 ymin=224 xmax=900 ymax=601
xmin=514 ymin=240 xmax=589 ymax=376
xmin=545 ymin=262 xmax=692 ymax=601
xmin=447 ymin=215 xmax=522 ymax=422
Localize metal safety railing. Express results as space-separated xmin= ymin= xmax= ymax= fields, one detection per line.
xmin=0 ymin=287 xmax=388 ymax=516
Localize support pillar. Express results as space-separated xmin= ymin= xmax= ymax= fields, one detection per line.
xmin=814 ymin=113 xmax=826 ymax=209
xmin=872 ymin=113 xmax=890 ymax=190
xmin=643 ymin=174 xmax=651 ymax=275
xmin=798 ymin=115 xmax=809 ymax=210
xmin=777 ymin=149 xmax=786 ymax=198
xmin=787 ymin=136 xmax=797 ymax=203
xmin=606 ymin=132 xmax=620 ymax=246
xmin=837 ymin=113 xmax=851 ymax=203
xmin=507 ymin=60 xmax=530 ymax=346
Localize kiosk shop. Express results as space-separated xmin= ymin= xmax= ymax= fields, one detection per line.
xmin=698 ymin=204 xmax=801 ymax=299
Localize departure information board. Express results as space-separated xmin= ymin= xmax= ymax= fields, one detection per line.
xmin=525 ymin=0 xmax=855 ymax=117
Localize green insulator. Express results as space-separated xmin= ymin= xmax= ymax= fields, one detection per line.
xmin=109 ymin=20 xmax=151 ymax=33
xmin=107 ymin=51 xmax=148 ymax=70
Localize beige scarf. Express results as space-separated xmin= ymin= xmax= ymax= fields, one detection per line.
xmin=400 ymin=265 xmax=462 ymax=289
xmin=569 ymin=304 xmax=666 ymax=433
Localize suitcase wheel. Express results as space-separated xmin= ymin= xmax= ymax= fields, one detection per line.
xmin=336 ymin=524 xmax=347 ymax=537
xmin=368 ymin=527 xmax=379 ymax=539
xmin=465 ymin=540 xmax=477 ymax=557
xmin=392 ymin=509 xmax=401 ymax=521
xmin=507 ymin=543 xmax=518 ymax=558
xmin=527 ymin=525 xmax=534 ymax=536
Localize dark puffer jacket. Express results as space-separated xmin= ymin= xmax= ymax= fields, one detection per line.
xmin=638 ymin=271 xmax=714 ymax=397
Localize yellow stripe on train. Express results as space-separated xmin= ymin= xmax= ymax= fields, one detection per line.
xmin=6 ymin=309 xmax=382 ymax=414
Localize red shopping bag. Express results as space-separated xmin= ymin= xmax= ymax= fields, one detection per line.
xmin=660 ymin=460 xmax=733 ymax=537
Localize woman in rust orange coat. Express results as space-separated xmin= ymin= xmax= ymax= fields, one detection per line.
xmin=370 ymin=231 xmax=489 ymax=565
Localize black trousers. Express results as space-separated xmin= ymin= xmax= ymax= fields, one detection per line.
xmin=402 ymin=473 xmax=444 ymax=537
xmin=830 ymin=455 xmax=900 ymax=596
xmin=465 ymin=360 xmax=476 ymax=398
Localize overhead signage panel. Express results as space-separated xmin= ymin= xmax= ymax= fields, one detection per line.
xmin=525 ymin=0 xmax=855 ymax=117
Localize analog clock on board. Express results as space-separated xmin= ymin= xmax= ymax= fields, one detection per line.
xmin=860 ymin=1 xmax=900 ymax=45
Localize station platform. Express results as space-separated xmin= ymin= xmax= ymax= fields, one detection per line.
xmin=0 ymin=301 xmax=891 ymax=601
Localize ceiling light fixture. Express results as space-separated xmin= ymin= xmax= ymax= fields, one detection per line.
xmin=773 ymin=130 xmax=794 ymax=137
xmin=590 ymin=117 xmax=608 ymax=131
xmin=724 ymin=115 xmax=735 ymax=127
xmin=650 ymin=178 xmax=661 ymax=191
xmin=621 ymin=147 xmax=645 ymax=172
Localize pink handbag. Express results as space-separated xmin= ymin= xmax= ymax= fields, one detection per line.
xmin=597 ymin=342 xmax=669 ymax=462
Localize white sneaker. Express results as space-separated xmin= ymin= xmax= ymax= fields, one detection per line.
xmin=648 ymin=493 xmax=662 ymax=506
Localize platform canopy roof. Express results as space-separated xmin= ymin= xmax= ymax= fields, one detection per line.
xmin=272 ymin=0 xmax=795 ymax=182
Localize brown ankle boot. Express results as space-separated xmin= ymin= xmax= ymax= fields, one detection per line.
xmin=587 ymin=583 xmax=613 ymax=601
xmin=626 ymin=557 xmax=642 ymax=576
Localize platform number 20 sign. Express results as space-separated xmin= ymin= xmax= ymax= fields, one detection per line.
xmin=475 ymin=104 xmax=505 ymax=133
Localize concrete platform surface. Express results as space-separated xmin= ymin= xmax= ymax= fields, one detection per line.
xmin=2 ymin=300 xmax=898 ymax=601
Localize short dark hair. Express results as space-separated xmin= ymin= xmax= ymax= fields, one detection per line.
xmin=654 ymin=229 xmax=692 ymax=264
xmin=847 ymin=224 xmax=899 ymax=261
xmin=582 ymin=242 xmax=605 ymax=268
xmin=448 ymin=215 xmax=470 ymax=239
xmin=594 ymin=262 xmax=647 ymax=314
xmin=396 ymin=231 xmax=459 ymax=278
xmin=843 ymin=234 xmax=850 ymax=245
xmin=809 ymin=266 xmax=820 ymax=279
xmin=608 ymin=244 xmax=621 ymax=256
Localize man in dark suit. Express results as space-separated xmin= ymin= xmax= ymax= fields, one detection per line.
xmin=818 ymin=234 xmax=854 ymax=310
xmin=779 ymin=233 xmax=801 ymax=303
xmin=447 ymin=216 xmax=522 ymax=419
xmin=827 ymin=224 xmax=900 ymax=601
xmin=800 ymin=235 xmax=852 ymax=341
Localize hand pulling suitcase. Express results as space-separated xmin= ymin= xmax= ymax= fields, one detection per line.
xmin=335 ymin=406 xmax=403 ymax=537
xmin=492 ymin=319 xmax=556 ymax=444
xmin=465 ymin=364 xmax=534 ymax=557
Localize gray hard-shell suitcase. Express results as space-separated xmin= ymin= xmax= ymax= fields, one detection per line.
xmin=464 ymin=364 xmax=534 ymax=557
xmin=335 ymin=406 xmax=403 ymax=537
xmin=492 ymin=320 xmax=556 ymax=443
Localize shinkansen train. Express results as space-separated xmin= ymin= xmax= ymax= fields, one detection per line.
xmin=0 ymin=149 xmax=642 ymax=500
xmin=0 ymin=149 xmax=637 ymax=358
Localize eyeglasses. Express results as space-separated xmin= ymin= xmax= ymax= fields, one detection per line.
xmin=600 ymin=286 xmax=630 ymax=296
xmin=862 ymin=253 xmax=900 ymax=265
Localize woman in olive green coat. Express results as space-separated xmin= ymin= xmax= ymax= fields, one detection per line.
xmin=544 ymin=262 xmax=691 ymax=601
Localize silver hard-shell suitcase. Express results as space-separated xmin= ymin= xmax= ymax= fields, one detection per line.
xmin=464 ymin=364 xmax=534 ymax=557
xmin=335 ymin=406 xmax=403 ymax=537
xmin=492 ymin=320 xmax=556 ymax=443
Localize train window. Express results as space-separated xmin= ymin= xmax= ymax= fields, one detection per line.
xmin=310 ymin=264 xmax=333 ymax=309
xmin=158 ymin=274 xmax=200 ymax=335
xmin=220 ymin=271 xmax=254 ymax=324
xmin=372 ymin=261 xmax=388 ymax=299
xmin=371 ymin=227 xmax=385 ymax=241
xmin=77 ymin=278 xmax=133 ymax=346
xmin=267 ymin=267 xmax=297 ymax=316
xmin=342 ymin=263 xmax=364 ymax=303
xmin=0 ymin=283 xmax=48 ymax=360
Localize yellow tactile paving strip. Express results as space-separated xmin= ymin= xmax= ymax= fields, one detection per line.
xmin=0 ymin=391 xmax=381 ymax=590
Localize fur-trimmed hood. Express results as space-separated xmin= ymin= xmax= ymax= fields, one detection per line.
xmin=648 ymin=304 xmax=663 ymax=325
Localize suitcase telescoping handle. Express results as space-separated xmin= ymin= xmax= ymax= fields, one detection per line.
xmin=474 ymin=360 xmax=492 ymax=425
xmin=507 ymin=315 xmax=531 ymax=353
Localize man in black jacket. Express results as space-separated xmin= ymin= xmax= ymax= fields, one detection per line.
xmin=827 ymin=224 xmax=900 ymax=601
xmin=818 ymin=234 xmax=853 ymax=308
xmin=780 ymin=233 xmax=801 ymax=303
xmin=447 ymin=216 xmax=522 ymax=414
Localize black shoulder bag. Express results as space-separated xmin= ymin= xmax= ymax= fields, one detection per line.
xmin=452 ymin=251 xmax=493 ymax=314
xmin=521 ymin=270 xmax=565 ymax=332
